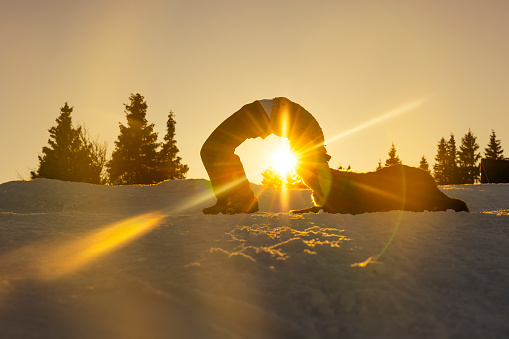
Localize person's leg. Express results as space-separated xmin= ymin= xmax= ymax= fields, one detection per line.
xmin=201 ymin=145 xmax=256 ymax=213
xmin=200 ymin=144 xmax=233 ymax=213
xmin=200 ymin=101 xmax=269 ymax=214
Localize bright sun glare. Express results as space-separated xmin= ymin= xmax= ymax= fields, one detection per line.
xmin=270 ymin=146 xmax=297 ymax=175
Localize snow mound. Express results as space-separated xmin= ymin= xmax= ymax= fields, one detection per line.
xmin=0 ymin=178 xmax=214 ymax=214
xmin=0 ymin=178 xmax=314 ymax=214
xmin=0 ymin=179 xmax=508 ymax=338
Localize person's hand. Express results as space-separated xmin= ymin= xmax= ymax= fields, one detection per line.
xmin=290 ymin=206 xmax=322 ymax=214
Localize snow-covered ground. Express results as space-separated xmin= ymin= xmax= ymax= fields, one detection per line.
xmin=0 ymin=178 xmax=507 ymax=339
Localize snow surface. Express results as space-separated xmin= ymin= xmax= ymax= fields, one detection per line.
xmin=0 ymin=178 xmax=508 ymax=339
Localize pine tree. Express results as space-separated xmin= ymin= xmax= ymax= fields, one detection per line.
xmin=384 ymin=142 xmax=402 ymax=167
xmin=433 ymin=137 xmax=448 ymax=185
xmin=31 ymin=103 xmax=80 ymax=181
xmin=284 ymin=171 xmax=308 ymax=189
xmin=107 ymin=93 xmax=160 ymax=185
xmin=376 ymin=158 xmax=383 ymax=171
xmin=74 ymin=125 xmax=108 ymax=184
xmin=458 ymin=129 xmax=481 ymax=184
xmin=419 ymin=155 xmax=430 ymax=174
xmin=261 ymin=166 xmax=283 ymax=187
xmin=260 ymin=166 xmax=307 ymax=188
xmin=445 ymin=134 xmax=460 ymax=184
xmin=156 ymin=111 xmax=189 ymax=181
xmin=484 ymin=130 xmax=504 ymax=160
xmin=337 ymin=164 xmax=351 ymax=171
xmin=31 ymin=103 xmax=104 ymax=184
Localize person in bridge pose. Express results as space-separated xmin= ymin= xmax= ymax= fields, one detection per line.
xmin=201 ymin=97 xmax=331 ymax=214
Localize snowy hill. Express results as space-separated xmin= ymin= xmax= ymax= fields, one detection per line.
xmin=0 ymin=179 xmax=508 ymax=338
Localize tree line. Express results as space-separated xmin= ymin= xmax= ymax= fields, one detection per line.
xmin=261 ymin=166 xmax=308 ymax=189
xmin=262 ymin=129 xmax=505 ymax=187
xmin=31 ymin=93 xmax=189 ymax=185
xmin=32 ymin=94 xmax=504 ymax=187
xmin=430 ymin=129 xmax=503 ymax=185
xmin=374 ymin=129 xmax=504 ymax=185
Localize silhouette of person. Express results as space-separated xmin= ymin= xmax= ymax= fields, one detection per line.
xmin=201 ymin=97 xmax=332 ymax=214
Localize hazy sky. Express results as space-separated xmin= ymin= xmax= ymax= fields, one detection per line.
xmin=2 ymin=0 xmax=508 ymax=184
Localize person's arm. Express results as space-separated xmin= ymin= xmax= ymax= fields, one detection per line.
xmin=313 ymin=163 xmax=332 ymax=207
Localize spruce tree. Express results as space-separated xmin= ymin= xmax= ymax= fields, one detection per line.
xmin=260 ymin=165 xmax=306 ymax=188
xmin=458 ymin=129 xmax=481 ymax=184
xmin=376 ymin=158 xmax=383 ymax=171
xmin=31 ymin=103 xmax=104 ymax=184
xmin=284 ymin=172 xmax=307 ymax=189
xmin=157 ymin=111 xmax=189 ymax=181
xmin=384 ymin=143 xmax=402 ymax=167
xmin=261 ymin=166 xmax=283 ymax=187
xmin=445 ymin=134 xmax=460 ymax=184
xmin=484 ymin=130 xmax=504 ymax=160
xmin=419 ymin=155 xmax=430 ymax=174
xmin=433 ymin=137 xmax=448 ymax=185
xmin=74 ymin=125 xmax=107 ymax=184
xmin=107 ymin=93 xmax=160 ymax=185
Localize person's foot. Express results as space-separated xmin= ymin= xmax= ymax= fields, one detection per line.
xmin=230 ymin=197 xmax=259 ymax=214
xmin=203 ymin=199 xmax=229 ymax=215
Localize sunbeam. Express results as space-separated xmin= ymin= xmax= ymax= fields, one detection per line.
xmin=39 ymin=212 xmax=166 ymax=280
xmin=324 ymin=98 xmax=429 ymax=145
xmin=165 ymin=176 xmax=256 ymax=214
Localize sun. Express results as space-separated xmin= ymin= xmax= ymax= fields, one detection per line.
xmin=270 ymin=146 xmax=297 ymax=175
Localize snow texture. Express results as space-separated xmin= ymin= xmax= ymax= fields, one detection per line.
xmin=0 ymin=178 xmax=508 ymax=338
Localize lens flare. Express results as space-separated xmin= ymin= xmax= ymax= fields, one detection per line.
xmin=39 ymin=212 xmax=166 ymax=280
xmin=270 ymin=146 xmax=297 ymax=176
xmin=325 ymin=98 xmax=429 ymax=146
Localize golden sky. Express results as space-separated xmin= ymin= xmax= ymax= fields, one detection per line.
xmin=1 ymin=0 xmax=508 ymax=184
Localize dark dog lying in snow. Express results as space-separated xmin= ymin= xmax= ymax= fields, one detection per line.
xmin=293 ymin=165 xmax=469 ymax=214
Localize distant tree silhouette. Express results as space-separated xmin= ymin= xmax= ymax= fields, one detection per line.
xmin=107 ymin=93 xmax=160 ymax=185
xmin=458 ymin=129 xmax=481 ymax=184
xmin=433 ymin=134 xmax=464 ymax=185
xmin=445 ymin=134 xmax=460 ymax=184
xmin=156 ymin=111 xmax=189 ymax=181
xmin=285 ymin=171 xmax=308 ymax=189
xmin=433 ymin=137 xmax=448 ymax=185
xmin=484 ymin=129 xmax=504 ymax=160
xmin=31 ymin=103 xmax=105 ymax=184
xmin=261 ymin=166 xmax=282 ymax=187
xmin=376 ymin=158 xmax=383 ymax=171
xmin=419 ymin=155 xmax=430 ymax=174
xmin=384 ymin=143 xmax=402 ymax=167
xmin=337 ymin=163 xmax=351 ymax=171
xmin=261 ymin=166 xmax=307 ymax=188
xmin=77 ymin=124 xmax=108 ymax=183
